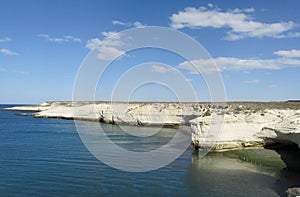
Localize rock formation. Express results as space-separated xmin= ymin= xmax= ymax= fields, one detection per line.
xmin=3 ymin=101 xmax=300 ymax=151
xmin=190 ymin=106 xmax=300 ymax=151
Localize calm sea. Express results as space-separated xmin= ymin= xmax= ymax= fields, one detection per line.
xmin=0 ymin=104 xmax=295 ymax=196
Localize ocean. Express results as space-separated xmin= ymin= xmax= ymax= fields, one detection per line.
xmin=0 ymin=105 xmax=296 ymax=196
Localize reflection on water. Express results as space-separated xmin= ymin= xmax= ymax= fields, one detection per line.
xmin=266 ymin=144 xmax=300 ymax=196
xmin=188 ymin=150 xmax=281 ymax=196
xmin=0 ymin=107 xmax=299 ymax=196
xmin=192 ymin=151 xmax=280 ymax=177
xmin=191 ymin=149 xmax=300 ymax=197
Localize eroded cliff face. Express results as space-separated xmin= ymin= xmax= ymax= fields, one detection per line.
xmin=4 ymin=101 xmax=300 ymax=150
xmin=259 ymin=112 xmax=300 ymax=148
xmin=190 ymin=107 xmax=300 ymax=150
xmin=24 ymin=101 xmax=217 ymax=126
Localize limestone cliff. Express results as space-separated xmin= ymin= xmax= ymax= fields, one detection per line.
xmin=7 ymin=101 xmax=216 ymax=126
xmin=190 ymin=104 xmax=300 ymax=150
xmin=3 ymin=101 xmax=300 ymax=150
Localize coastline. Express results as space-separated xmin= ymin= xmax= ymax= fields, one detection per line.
xmin=3 ymin=101 xmax=300 ymax=193
xmin=2 ymin=101 xmax=300 ymax=152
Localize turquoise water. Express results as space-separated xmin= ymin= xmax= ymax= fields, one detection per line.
xmin=0 ymin=105 xmax=297 ymax=196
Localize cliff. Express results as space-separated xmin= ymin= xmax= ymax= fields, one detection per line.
xmin=190 ymin=106 xmax=300 ymax=151
xmin=6 ymin=101 xmax=215 ymax=126
xmin=3 ymin=101 xmax=300 ymax=150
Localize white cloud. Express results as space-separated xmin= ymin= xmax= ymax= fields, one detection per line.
xmin=170 ymin=5 xmax=298 ymax=40
xmin=277 ymin=57 xmax=300 ymax=65
xmin=86 ymin=32 xmax=125 ymax=61
xmin=177 ymin=55 xmax=300 ymax=74
xmin=231 ymin=8 xmax=255 ymax=14
xmin=112 ymin=20 xmax=146 ymax=28
xmin=207 ymin=3 xmax=214 ymax=8
xmin=112 ymin=20 xmax=131 ymax=27
xmin=274 ymin=49 xmax=300 ymax=58
xmin=0 ymin=48 xmax=18 ymax=56
xmin=244 ymin=79 xmax=260 ymax=84
xmin=151 ymin=65 xmax=173 ymax=73
xmin=133 ymin=21 xmax=146 ymax=28
xmin=37 ymin=34 xmax=81 ymax=43
xmin=97 ymin=46 xmax=125 ymax=61
xmin=272 ymin=32 xmax=300 ymax=39
xmin=86 ymin=33 xmax=122 ymax=50
xmin=86 ymin=38 xmax=101 ymax=50
xmin=101 ymin=31 xmax=120 ymax=38
xmin=64 ymin=36 xmax=81 ymax=42
xmin=0 ymin=37 xmax=11 ymax=42
xmin=178 ymin=59 xmax=223 ymax=74
xmin=101 ymin=32 xmax=123 ymax=46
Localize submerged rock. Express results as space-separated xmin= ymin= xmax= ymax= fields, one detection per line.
xmin=286 ymin=187 xmax=300 ymax=197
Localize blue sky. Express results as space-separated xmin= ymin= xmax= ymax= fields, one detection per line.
xmin=0 ymin=0 xmax=299 ymax=103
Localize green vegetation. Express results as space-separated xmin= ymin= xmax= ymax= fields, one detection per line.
xmin=223 ymin=149 xmax=286 ymax=168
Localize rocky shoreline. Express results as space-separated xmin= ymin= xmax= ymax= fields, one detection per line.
xmin=190 ymin=103 xmax=300 ymax=151
xmin=3 ymin=101 xmax=300 ymax=196
xmin=3 ymin=101 xmax=300 ymax=151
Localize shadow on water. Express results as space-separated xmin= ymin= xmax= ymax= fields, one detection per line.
xmin=189 ymin=149 xmax=282 ymax=197
xmin=264 ymin=141 xmax=300 ymax=196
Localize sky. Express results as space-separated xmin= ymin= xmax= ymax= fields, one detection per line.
xmin=0 ymin=0 xmax=300 ymax=104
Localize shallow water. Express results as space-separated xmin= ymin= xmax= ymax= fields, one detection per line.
xmin=0 ymin=105 xmax=298 ymax=196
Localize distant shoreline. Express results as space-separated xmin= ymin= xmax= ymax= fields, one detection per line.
xmin=2 ymin=100 xmax=300 ymax=109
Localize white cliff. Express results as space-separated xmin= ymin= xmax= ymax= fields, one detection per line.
xmin=190 ymin=107 xmax=300 ymax=150
xmin=5 ymin=101 xmax=52 ymax=111
xmin=7 ymin=101 xmax=214 ymax=126
xmin=258 ymin=112 xmax=300 ymax=148
xmin=3 ymin=101 xmax=300 ymax=150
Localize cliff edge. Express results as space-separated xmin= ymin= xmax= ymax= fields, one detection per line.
xmin=3 ymin=101 xmax=300 ymax=150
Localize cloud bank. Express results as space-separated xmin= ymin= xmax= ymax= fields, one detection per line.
xmin=177 ymin=49 xmax=300 ymax=74
xmin=170 ymin=4 xmax=299 ymax=40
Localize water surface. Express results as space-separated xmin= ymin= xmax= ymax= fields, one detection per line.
xmin=0 ymin=105 xmax=296 ymax=196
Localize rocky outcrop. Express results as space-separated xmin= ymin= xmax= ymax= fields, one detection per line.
xmin=259 ymin=113 xmax=300 ymax=148
xmin=3 ymin=101 xmax=300 ymax=151
xmin=3 ymin=101 xmax=52 ymax=111
xmin=286 ymin=187 xmax=300 ymax=197
xmin=190 ymin=107 xmax=300 ymax=151
xmin=4 ymin=101 xmax=217 ymax=126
